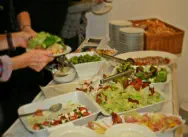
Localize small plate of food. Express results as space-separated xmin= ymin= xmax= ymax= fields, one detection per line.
xmin=27 ymin=32 xmax=71 ymax=57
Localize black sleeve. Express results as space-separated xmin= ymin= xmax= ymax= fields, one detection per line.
xmin=13 ymin=0 xmax=29 ymax=15
xmin=13 ymin=0 xmax=75 ymax=15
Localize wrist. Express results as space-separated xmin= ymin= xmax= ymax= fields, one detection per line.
xmin=11 ymin=53 xmax=29 ymax=70
xmin=21 ymin=25 xmax=31 ymax=31
xmin=6 ymin=32 xmax=16 ymax=51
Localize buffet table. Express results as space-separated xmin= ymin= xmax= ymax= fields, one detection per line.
xmin=2 ymin=62 xmax=183 ymax=137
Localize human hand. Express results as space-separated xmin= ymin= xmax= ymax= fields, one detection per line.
xmin=28 ymin=50 xmax=54 ymax=72
xmin=11 ymin=49 xmax=54 ymax=72
xmin=22 ymin=26 xmax=37 ymax=37
xmin=12 ymin=32 xmax=31 ymax=48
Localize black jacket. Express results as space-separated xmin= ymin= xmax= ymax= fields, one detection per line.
xmin=14 ymin=0 xmax=69 ymax=36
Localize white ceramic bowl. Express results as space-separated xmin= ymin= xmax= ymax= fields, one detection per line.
xmin=105 ymin=123 xmax=157 ymax=137
xmin=54 ymin=67 xmax=76 ymax=83
xmin=66 ymin=51 xmax=105 ymax=78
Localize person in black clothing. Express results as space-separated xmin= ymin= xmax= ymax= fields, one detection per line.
xmin=0 ymin=0 xmax=69 ymax=135
xmin=14 ymin=1 xmax=69 ymax=36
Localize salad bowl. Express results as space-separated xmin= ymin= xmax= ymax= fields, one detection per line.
xmin=111 ymin=64 xmax=171 ymax=91
xmin=66 ymin=51 xmax=105 ymax=78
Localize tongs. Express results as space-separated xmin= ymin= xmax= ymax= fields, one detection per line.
xmin=101 ymin=54 xmax=128 ymax=64
xmin=100 ymin=69 xmax=134 ymax=84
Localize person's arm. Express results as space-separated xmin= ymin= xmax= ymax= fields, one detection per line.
xmin=17 ymin=11 xmax=37 ymax=36
xmin=0 ymin=56 xmax=12 ymax=82
xmin=11 ymin=49 xmax=54 ymax=72
xmin=0 ymin=50 xmax=54 ymax=82
xmin=13 ymin=0 xmax=37 ymax=36
xmin=0 ymin=32 xmax=31 ymax=50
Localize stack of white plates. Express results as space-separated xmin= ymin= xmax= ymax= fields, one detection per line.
xmin=118 ymin=27 xmax=144 ymax=53
xmin=109 ymin=20 xmax=132 ymax=49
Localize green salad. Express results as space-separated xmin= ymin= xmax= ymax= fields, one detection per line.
xmin=95 ymin=82 xmax=164 ymax=114
xmin=116 ymin=63 xmax=168 ymax=83
xmin=70 ymin=54 xmax=101 ymax=64
xmin=135 ymin=66 xmax=168 ymax=83
xmin=28 ymin=32 xmax=65 ymax=49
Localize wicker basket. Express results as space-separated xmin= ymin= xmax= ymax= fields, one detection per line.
xmin=130 ymin=18 xmax=184 ymax=54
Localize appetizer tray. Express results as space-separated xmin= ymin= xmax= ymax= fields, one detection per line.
xmin=87 ymin=112 xmax=185 ymax=135
xmin=18 ymin=91 xmax=100 ymax=133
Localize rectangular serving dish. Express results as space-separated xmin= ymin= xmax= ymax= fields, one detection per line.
xmin=87 ymin=113 xmax=185 ymax=135
xmin=18 ymin=91 xmax=100 ymax=133
xmin=90 ymin=88 xmax=166 ymax=116
xmin=41 ymin=82 xmax=79 ymax=98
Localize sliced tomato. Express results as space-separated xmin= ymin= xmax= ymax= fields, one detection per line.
xmin=33 ymin=123 xmax=40 ymax=130
xmin=52 ymin=120 xmax=61 ymax=126
xmin=82 ymin=111 xmax=90 ymax=116
xmin=78 ymin=107 xmax=88 ymax=112
xmin=130 ymin=78 xmax=143 ymax=91
xmin=34 ymin=109 xmax=43 ymax=116
xmin=70 ymin=116 xmax=77 ymax=121
xmin=43 ymin=121 xmax=50 ymax=126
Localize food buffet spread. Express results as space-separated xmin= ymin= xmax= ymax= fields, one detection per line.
xmin=3 ymin=19 xmax=185 ymax=137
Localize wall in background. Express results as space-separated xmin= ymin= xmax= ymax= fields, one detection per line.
xmin=86 ymin=0 xmax=188 ymax=103
xmin=151 ymin=0 xmax=188 ymax=103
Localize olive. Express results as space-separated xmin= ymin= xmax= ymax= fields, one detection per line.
xmin=126 ymin=58 xmax=135 ymax=65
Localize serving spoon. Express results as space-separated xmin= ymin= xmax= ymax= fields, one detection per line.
xmin=19 ymin=103 xmax=63 ymax=117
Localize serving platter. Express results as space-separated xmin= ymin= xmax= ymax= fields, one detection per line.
xmin=18 ymin=91 xmax=100 ymax=133
xmin=87 ymin=113 xmax=185 ymax=135
xmin=90 ymin=86 xmax=167 ymax=116
xmin=115 ymin=51 xmax=177 ymax=65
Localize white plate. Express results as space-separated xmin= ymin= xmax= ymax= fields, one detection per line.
xmin=26 ymin=45 xmax=72 ymax=57
xmin=105 ymin=123 xmax=157 ymax=137
xmin=18 ymin=91 xmax=100 ymax=133
xmin=49 ymin=126 xmax=98 ymax=137
xmin=120 ymin=27 xmax=145 ymax=34
xmin=92 ymin=2 xmax=112 ymax=15
xmin=115 ymin=51 xmax=178 ymax=65
xmin=54 ymin=46 xmax=72 ymax=57
xmin=109 ymin=20 xmax=132 ymax=27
